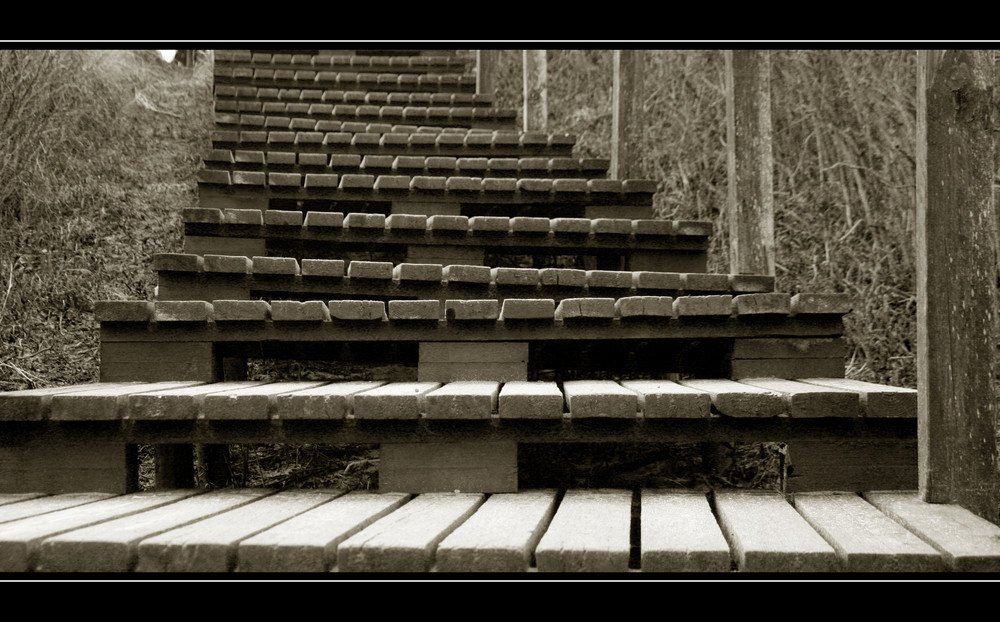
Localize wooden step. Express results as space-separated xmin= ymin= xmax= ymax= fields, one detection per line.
xmin=215 ymin=92 xmax=495 ymax=115
xmin=214 ymin=51 xmax=471 ymax=74
xmin=0 ymin=378 xmax=911 ymax=423
xmin=214 ymin=105 xmax=517 ymax=131
xmin=152 ymin=253 xmax=773 ymax=303
xmin=213 ymin=67 xmax=479 ymax=94
xmin=0 ymin=488 xmax=990 ymax=573
xmin=209 ymin=128 xmax=577 ymax=158
xmin=204 ymin=150 xmax=609 ymax=180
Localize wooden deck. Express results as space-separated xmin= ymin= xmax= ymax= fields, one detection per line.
xmin=1 ymin=488 xmax=996 ymax=574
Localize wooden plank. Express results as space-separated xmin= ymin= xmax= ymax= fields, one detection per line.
xmin=0 ymin=493 xmax=114 ymax=525
xmin=916 ymin=49 xmax=1000 ymax=517
xmin=39 ymin=489 xmax=275 ymax=572
xmin=423 ymin=382 xmax=499 ymax=419
xmin=731 ymin=358 xmax=845 ymax=379
xmin=0 ymin=382 xmax=148 ymax=422
xmin=435 ymin=489 xmax=558 ymax=572
xmin=379 ymin=442 xmax=518 ymax=493
xmin=0 ymin=491 xmax=199 ymax=572
xmin=864 ymin=491 xmax=1000 ymax=572
xmin=337 ymin=492 xmax=485 ymax=572
xmin=784 ymin=439 xmax=917 ymax=493
xmin=497 ymin=381 xmax=564 ymax=419
xmin=418 ymin=341 xmax=527 ymax=382
xmin=271 ymin=381 xmax=386 ymax=420
xmin=0 ymin=436 xmax=137 ymax=495
xmin=201 ymin=381 xmax=329 ymax=420
xmin=611 ymin=50 xmax=642 ymax=179
xmin=237 ymin=491 xmax=407 ymax=572
xmin=125 ymin=381 xmax=269 ymax=420
xmin=713 ymin=490 xmax=838 ymax=572
xmin=792 ymin=492 xmax=944 ymax=572
xmin=100 ymin=341 xmax=219 ymax=382
xmin=640 ymin=489 xmax=731 ymax=572
xmin=475 ymin=50 xmax=497 ymax=97
xmin=677 ymin=379 xmax=785 ymax=418
xmin=737 ymin=378 xmax=859 ymax=418
xmin=135 ymin=489 xmax=340 ymax=572
xmin=352 ymin=382 xmax=441 ymax=419
xmin=48 ymin=381 xmax=207 ymax=421
xmin=523 ymin=50 xmax=547 ymax=131
xmin=725 ymin=49 xmax=775 ymax=276
xmin=534 ymin=489 xmax=633 ymax=572
xmin=562 ymin=380 xmax=638 ymax=419
xmin=619 ymin=380 xmax=711 ymax=419
xmin=732 ymin=337 xmax=846 ymax=359
xmin=798 ymin=378 xmax=917 ymax=418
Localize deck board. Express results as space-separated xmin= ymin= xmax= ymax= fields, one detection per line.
xmin=640 ymin=489 xmax=731 ymax=572
xmin=534 ymin=489 xmax=633 ymax=572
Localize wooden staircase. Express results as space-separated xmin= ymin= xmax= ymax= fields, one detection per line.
xmin=0 ymin=48 xmax=997 ymax=574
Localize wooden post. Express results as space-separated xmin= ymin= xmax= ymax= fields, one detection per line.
xmin=725 ymin=50 xmax=775 ymax=276
xmin=611 ymin=50 xmax=643 ymax=179
xmin=916 ymin=49 xmax=1000 ymax=522
xmin=523 ymin=50 xmax=547 ymax=132
xmin=476 ymin=50 xmax=497 ymax=97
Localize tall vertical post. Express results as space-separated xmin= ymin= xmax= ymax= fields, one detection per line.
xmin=916 ymin=49 xmax=1000 ymax=522
xmin=523 ymin=50 xmax=547 ymax=131
xmin=611 ymin=50 xmax=643 ymax=179
xmin=725 ymin=49 xmax=775 ymax=276
xmin=476 ymin=50 xmax=497 ymax=98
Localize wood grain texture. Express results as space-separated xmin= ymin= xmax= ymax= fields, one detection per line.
xmin=534 ymin=489 xmax=633 ymax=572
xmin=792 ymin=492 xmax=943 ymax=572
xmin=916 ymin=49 xmax=1000 ymax=518
xmin=737 ymin=378 xmax=859 ymax=418
xmin=640 ymin=489 xmax=731 ymax=572
xmin=713 ymin=490 xmax=838 ymax=572
xmin=864 ymin=491 xmax=1000 ymax=572
xmin=40 ymin=489 xmax=275 ymax=572
xmin=618 ymin=380 xmax=711 ymax=418
xmin=678 ymin=379 xmax=786 ymax=418
xmin=336 ymin=492 xmax=485 ymax=572
xmin=135 ymin=489 xmax=336 ymax=572
xmin=497 ymin=381 xmax=564 ymax=419
xmin=237 ymin=491 xmax=407 ymax=572
xmin=379 ymin=442 xmax=518 ymax=493
xmin=611 ymin=50 xmax=642 ymax=179
xmin=436 ymin=490 xmax=558 ymax=572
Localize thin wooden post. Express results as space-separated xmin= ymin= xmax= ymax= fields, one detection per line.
xmin=476 ymin=50 xmax=497 ymax=97
xmin=725 ymin=49 xmax=775 ymax=276
xmin=523 ymin=50 xmax=547 ymax=131
xmin=916 ymin=49 xmax=1000 ymax=523
xmin=611 ymin=50 xmax=643 ymax=179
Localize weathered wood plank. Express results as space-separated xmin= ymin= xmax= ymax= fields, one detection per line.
xmin=916 ymin=49 xmax=1000 ymax=517
xmin=737 ymin=378 xmax=859 ymax=418
xmin=0 ymin=382 xmax=147 ymax=422
xmin=379 ymin=442 xmax=518 ymax=493
xmin=423 ymin=382 xmax=499 ymax=419
xmin=0 ymin=493 xmax=114 ymax=525
xmin=201 ymin=381 xmax=328 ymax=420
xmin=435 ymin=489 xmax=558 ymax=572
xmin=864 ymin=491 xmax=1000 ymax=572
xmin=0 ymin=491 xmax=199 ymax=572
xmin=352 ymin=382 xmax=441 ymax=419
xmin=725 ymin=49 xmax=775 ymax=276
xmin=125 ymin=381 xmax=268 ymax=420
xmin=237 ymin=491 xmax=407 ymax=572
xmin=792 ymin=492 xmax=943 ymax=572
xmin=497 ymin=381 xmax=564 ymax=419
xmin=270 ymin=381 xmax=385 ymax=420
xmin=563 ymin=380 xmax=638 ymax=418
xmin=40 ymin=489 xmax=275 ymax=572
xmin=523 ymin=50 xmax=547 ymax=132
xmin=640 ymin=489 xmax=731 ymax=572
xmin=534 ymin=489 xmax=633 ymax=572
xmin=784 ymin=439 xmax=918 ymax=493
xmin=611 ymin=50 xmax=642 ymax=179
xmin=135 ymin=489 xmax=340 ymax=572
xmin=48 ymin=382 xmax=207 ymax=421
xmin=799 ymin=378 xmax=917 ymax=418
xmin=618 ymin=380 xmax=711 ymax=419
xmin=713 ymin=490 xmax=838 ymax=572
xmin=337 ymin=492 xmax=485 ymax=572
xmin=677 ymin=379 xmax=786 ymax=418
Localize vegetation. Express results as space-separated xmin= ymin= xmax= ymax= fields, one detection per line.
xmin=0 ymin=48 xmax=920 ymax=490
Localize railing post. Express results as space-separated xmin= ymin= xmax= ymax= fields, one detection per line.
xmin=523 ymin=50 xmax=547 ymax=131
xmin=611 ymin=50 xmax=643 ymax=179
xmin=476 ymin=50 xmax=497 ymax=98
xmin=916 ymin=49 xmax=1000 ymax=522
xmin=725 ymin=49 xmax=775 ymax=276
